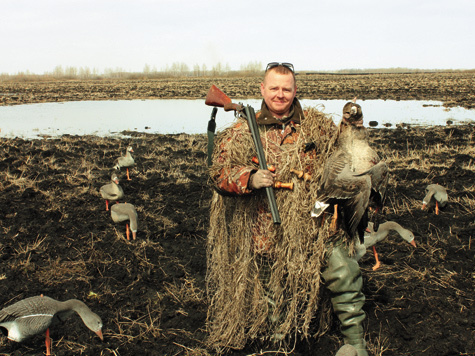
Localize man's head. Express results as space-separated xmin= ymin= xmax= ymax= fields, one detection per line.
xmin=260 ymin=62 xmax=297 ymax=119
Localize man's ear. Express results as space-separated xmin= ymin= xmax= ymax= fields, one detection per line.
xmin=260 ymin=82 xmax=265 ymax=96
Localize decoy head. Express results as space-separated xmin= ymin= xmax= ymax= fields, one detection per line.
xmin=127 ymin=146 xmax=134 ymax=153
xmin=83 ymin=311 xmax=104 ymax=341
xmin=111 ymin=172 xmax=119 ymax=184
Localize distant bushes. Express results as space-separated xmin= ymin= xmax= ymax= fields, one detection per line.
xmin=1 ymin=62 xmax=473 ymax=83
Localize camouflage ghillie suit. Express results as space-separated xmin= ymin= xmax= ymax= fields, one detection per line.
xmin=207 ymin=98 xmax=367 ymax=355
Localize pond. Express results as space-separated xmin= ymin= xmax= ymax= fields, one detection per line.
xmin=0 ymin=99 xmax=474 ymax=139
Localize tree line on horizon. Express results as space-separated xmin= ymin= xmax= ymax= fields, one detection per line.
xmin=1 ymin=61 xmax=473 ymax=82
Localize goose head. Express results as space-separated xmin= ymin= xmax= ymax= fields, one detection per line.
xmin=342 ymin=101 xmax=363 ymax=127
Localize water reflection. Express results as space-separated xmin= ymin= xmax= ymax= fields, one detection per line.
xmin=0 ymin=99 xmax=474 ymax=139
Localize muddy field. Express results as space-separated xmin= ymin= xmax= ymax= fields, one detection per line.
xmin=0 ymin=75 xmax=474 ymax=356
xmin=1 ymin=71 xmax=475 ymax=109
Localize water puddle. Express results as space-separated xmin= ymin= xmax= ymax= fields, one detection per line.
xmin=0 ymin=99 xmax=473 ymax=139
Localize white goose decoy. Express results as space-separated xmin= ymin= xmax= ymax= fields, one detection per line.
xmin=0 ymin=295 xmax=103 ymax=356
xmin=111 ymin=202 xmax=138 ymax=240
xmin=100 ymin=172 xmax=124 ymax=211
xmin=114 ymin=146 xmax=135 ymax=181
xmin=422 ymin=184 xmax=448 ymax=215
xmin=355 ymin=221 xmax=417 ymax=271
xmin=313 ymin=100 xmax=389 ymax=243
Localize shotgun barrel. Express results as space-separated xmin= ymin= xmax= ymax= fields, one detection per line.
xmin=205 ymin=85 xmax=281 ymax=225
xmin=243 ymin=105 xmax=281 ymax=224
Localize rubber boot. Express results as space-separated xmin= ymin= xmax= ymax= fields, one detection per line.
xmin=322 ymin=245 xmax=369 ymax=356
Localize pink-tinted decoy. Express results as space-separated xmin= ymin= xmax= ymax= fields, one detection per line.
xmin=111 ymin=202 xmax=138 ymax=240
xmin=0 ymin=295 xmax=103 ymax=355
xmin=100 ymin=172 xmax=124 ymax=211
xmin=114 ymin=146 xmax=135 ymax=181
xmin=356 ymin=221 xmax=417 ymax=270
xmin=422 ymin=184 xmax=448 ymax=215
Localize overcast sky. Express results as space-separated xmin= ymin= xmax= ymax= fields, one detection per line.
xmin=2 ymin=0 xmax=474 ymax=74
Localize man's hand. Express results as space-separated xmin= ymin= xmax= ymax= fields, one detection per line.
xmin=249 ymin=169 xmax=276 ymax=189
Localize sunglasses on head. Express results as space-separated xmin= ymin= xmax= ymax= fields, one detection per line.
xmin=265 ymin=62 xmax=294 ymax=73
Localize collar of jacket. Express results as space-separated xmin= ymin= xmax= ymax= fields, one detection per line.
xmin=255 ymin=98 xmax=304 ymax=125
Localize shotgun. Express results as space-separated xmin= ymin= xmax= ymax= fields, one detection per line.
xmin=205 ymin=85 xmax=281 ymax=225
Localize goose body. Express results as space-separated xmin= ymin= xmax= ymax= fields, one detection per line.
xmin=100 ymin=172 xmax=124 ymax=210
xmin=0 ymin=295 xmax=103 ymax=344
xmin=114 ymin=146 xmax=135 ymax=180
xmin=422 ymin=184 xmax=448 ymax=214
xmin=111 ymin=203 xmax=138 ymax=240
xmin=313 ymin=102 xmax=389 ymax=243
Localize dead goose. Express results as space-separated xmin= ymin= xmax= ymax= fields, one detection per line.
xmin=100 ymin=172 xmax=124 ymax=211
xmin=356 ymin=221 xmax=417 ymax=271
xmin=114 ymin=146 xmax=135 ymax=181
xmin=111 ymin=202 xmax=138 ymax=240
xmin=0 ymin=295 xmax=103 ymax=355
xmin=313 ymin=100 xmax=389 ymax=243
xmin=422 ymin=183 xmax=448 ymax=215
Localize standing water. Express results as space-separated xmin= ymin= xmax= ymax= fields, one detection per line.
xmin=0 ymin=99 xmax=474 ymax=139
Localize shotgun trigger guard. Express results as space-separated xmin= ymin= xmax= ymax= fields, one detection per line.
xmin=237 ymin=103 xmax=248 ymax=119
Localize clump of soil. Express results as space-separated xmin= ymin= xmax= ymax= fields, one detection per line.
xmin=0 ymin=124 xmax=474 ymax=356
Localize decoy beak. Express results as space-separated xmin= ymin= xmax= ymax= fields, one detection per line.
xmin=410 ymin=240 xmax=417 ymax=248
xmin=96 ymin=329 xmax=104 ymax=341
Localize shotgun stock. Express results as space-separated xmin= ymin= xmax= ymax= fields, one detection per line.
xmin=205 ymin=85 xmax=281 ymax=225
xmin=205 ymin=85 xmax=243 ymax=112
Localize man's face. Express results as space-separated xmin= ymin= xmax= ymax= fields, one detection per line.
xmin=260 ymin=70 xmax=297 ymax=119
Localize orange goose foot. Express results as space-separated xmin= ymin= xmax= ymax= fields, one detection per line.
xmin=329 ymin=204 xmax=338 ymax=231
xmin=372 ymin=245 xmax=381 ymax=271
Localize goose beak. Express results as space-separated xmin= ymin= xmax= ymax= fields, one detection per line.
xmin=421 ymin=203 xmax=427 ymax=210
xmin=96 ymin=329 xmax=104 ymax=341
xmin=410 ymin=240 xmax=417 ymax=248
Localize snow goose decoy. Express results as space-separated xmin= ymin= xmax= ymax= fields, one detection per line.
xmin=422 ymin=184 xmax=448 ymax=215
xmin=312 ymin=100 xmax=389 ymax=243
xmin=114 ymin=146 xmax=135 ymax=181
xmin=111 ymin=202 xmax=138 ymax=240
xmin=355 ymin=221 xmax=417 ymax=270
xmin=0 ymin=295 xmax=103 ymax=356
xmin=100 ymin=172 xmax=124 ymax=211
